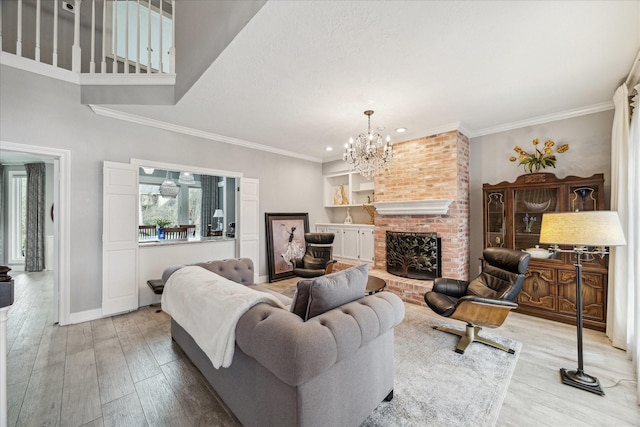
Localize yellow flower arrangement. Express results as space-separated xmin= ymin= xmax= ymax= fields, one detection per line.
xmin=509 ymin=138 xmax=569 ymax=173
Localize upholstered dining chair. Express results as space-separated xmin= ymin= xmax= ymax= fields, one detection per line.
xmin=424 ymin=247 xmax=531 ymax=354
xmin=292 ymin=233 xmax=337 ymax=278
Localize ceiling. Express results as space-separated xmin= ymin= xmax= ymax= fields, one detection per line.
xmin=103 ymin=1 xmax=640 ymax=163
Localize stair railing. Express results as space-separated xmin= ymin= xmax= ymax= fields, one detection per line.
xmin=0 ymin=0 xmax=175 ymax=75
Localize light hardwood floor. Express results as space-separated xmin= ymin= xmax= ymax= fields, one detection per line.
xmin=4 ymin=271 xmax=639 ymax=426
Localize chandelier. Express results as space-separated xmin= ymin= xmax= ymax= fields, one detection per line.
xmin=159 ymin=171 xmax=179 ymax=198
xmin=342 ymin=110 xmax=393 ymax=179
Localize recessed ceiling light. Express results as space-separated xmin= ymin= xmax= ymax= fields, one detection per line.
xmin=395 ymin=127 xmax=407 ymax=133
xmin=325 ymin=147 xmax=333 ymax=151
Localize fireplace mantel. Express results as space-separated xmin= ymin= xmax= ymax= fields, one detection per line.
xmin=372 ymin=199 xmax=453 ymax=215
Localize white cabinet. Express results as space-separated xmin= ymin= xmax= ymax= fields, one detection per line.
xmin=316 ymin=223 xmax=374 ymax=262
xmin=358 ymin=228 xmax=375 ymax=262
xmin=342 ymin=228 xmax=360 ymax=259
xmin=326 ymin=226 xmax=344 ymax=258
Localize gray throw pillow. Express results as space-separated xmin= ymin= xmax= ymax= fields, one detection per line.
xmin=290 ymin=278 xmax=314 ymax=319
xmin=305 ymin=264 xmax=369 ymax=320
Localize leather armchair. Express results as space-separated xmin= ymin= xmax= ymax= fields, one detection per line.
xmin=292 ymin=233 xmax=337 ymax=278
xmin=424 ymin=247 xmax=531 ymax=354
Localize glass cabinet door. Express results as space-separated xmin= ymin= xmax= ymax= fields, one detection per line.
xmin=514 ymin=187 xmax=559 ymax=253
xmin=486 ymin=192 xmax=505 ymax=247
xmin=570 ymin=185 xmax=599 ymax=212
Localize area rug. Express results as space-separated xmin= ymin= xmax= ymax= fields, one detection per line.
xmin=360 ymin=306 xmax=522 ymax=427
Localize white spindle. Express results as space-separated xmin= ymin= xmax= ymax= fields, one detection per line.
xmin=90 ymin=0 xmax=95 ymax=73
xmin=16 ymin=0 xmax=22 ymax=57
xmin=124 ymin=0 xmax=129 ymax=73
xmin=147 ymin=0 xmax=151 ymax=73
xmin=101 ymin=0 xmax=106 ymax=73
xmin=158 ymin=0 xmax=163 ymax=73
xmin=136 ymin=0 xmax=140 ymax=73
xmin=35 ymin=0 xmax=41 ymax=62
xmin=53 ymin=0 xmax=59 ymax=67
xmin=112 ymin=0 xmax=118 ymax=73
xmin=72 ymin=0 xmax=82 ymax=72
xmin=169 ymin=0 xmax=175 ymax=74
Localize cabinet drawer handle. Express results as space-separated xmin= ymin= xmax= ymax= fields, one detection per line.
xmin=533 ymin=281 xmax=539 ymax=292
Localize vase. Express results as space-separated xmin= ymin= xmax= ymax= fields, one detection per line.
xmin=158 ymin=227 xmax=165 ymax=240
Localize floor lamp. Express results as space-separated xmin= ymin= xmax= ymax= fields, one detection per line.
xmin=539 ymin=211 xmax=626 ymax=396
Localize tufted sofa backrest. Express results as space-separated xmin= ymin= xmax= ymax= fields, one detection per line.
xmin=162 ymin=258 xmax=255 ymax=286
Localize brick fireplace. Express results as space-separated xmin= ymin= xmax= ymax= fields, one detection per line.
xmin=370 ymin=130 xmax=470 ymax=305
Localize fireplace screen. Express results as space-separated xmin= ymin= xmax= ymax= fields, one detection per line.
xmin=386 ymin=231 xmax=441 ymax=280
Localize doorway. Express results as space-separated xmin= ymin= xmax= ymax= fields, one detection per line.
xmin=0 ymin=141 xmax=71 ymax=325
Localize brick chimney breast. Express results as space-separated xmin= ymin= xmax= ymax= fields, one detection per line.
xmin=372 ymin=130 xmax=470 ymax=304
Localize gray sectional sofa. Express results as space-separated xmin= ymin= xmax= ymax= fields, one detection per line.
xmin=163 ymin=258 xmax=405 ymax=427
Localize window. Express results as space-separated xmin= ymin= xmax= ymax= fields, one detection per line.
xmin=139 ymin=168 xmax=235 ymax=239
xmin=8 ymin=172 xmax=27 ymax=264
xmin=139 ymin=183 xmax=179 ymax=227
xmin=112 ymin=0 xmax=173 ymax=72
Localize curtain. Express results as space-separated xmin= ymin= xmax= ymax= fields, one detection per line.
xmin=628 ymin=85 xmax=640 ymax=405
xmin=607 ymin=83 xmax=640 ymax=405
xmin=607 ymin=85 xmax=630 ymax=348
xmin=24 ymin=162 xmax=46 ymax=272
xmin=200 ymin=175 xmax=219 ymax=237
xmin=0 ymin=164 xmax=4 ymax=265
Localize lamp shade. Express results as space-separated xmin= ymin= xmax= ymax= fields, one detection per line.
xmin=178 ymin=171 xmax=195 ymax=185
xmin=539 ymin=211 xmax=626 ymax=247
xmin=213 ymin=209 xmax=224 ymax=218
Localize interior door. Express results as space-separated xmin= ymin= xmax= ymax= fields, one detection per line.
xmin=102 ymin=162 xmax=139 ymax=316
xmin=239 ymin=177 xmax=259 ymax=281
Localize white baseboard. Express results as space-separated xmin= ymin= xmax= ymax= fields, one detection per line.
xmin=256 ymin=274 xmax=269 ymax=284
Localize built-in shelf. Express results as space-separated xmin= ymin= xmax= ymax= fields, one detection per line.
xmin=324 ymin=171 xmax=375 ymax=207
xmin=372 ymin=199 xmax=453 ymax=215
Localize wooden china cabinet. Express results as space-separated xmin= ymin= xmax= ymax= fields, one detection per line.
xmin=482 ymin=173 xmax=608 ymax=331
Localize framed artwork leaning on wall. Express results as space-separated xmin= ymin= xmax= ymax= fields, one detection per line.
xmin=265 ymin=212 xmax=309 ymax=282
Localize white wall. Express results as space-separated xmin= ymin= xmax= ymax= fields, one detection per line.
xmin=469 ymin=110 xmax=614 ymax=275
xmin=0 ymin=65 xmax=328 ymax=314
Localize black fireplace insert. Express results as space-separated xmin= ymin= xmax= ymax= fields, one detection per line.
xmin=386 ymin=231 xmax=441 ymax=280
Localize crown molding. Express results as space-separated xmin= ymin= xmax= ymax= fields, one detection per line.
xmin=470 ymin=102 xmax=615 ymax=138
xmin=89 ymin=105 xmax=323 ymax=163
xmin=418 ymin=122 xmax=467 ymax=138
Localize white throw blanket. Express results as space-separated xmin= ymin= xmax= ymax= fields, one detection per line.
xmin=161 ymin=265 xmax=286 ymax=368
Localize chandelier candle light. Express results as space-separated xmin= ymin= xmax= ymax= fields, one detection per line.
xmin=539 ymin=211 xmax=626 ymax=396
xmin=343 ymin=110 xmax=394 ymax=179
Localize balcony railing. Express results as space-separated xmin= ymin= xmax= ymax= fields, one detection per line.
xmin=0 ymin=0 xmax=175 ymax=76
